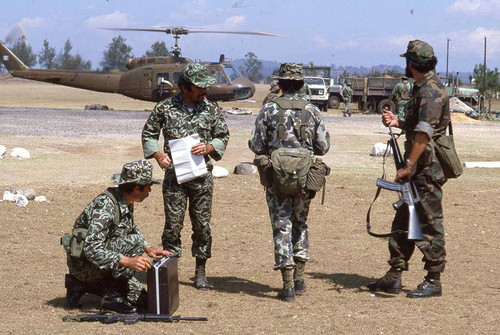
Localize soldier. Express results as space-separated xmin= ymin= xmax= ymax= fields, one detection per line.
xmin=142 ymin=63 xmax=230 ymax=290
xmin=388 ymin=75 xmax=413 ymax=120
xmin=65 ymin=160 xmax=171 ymax=313
xmin=367 ymin=40 xmax=449 ymax=298
xmin=342 ymin=82 xmax=353 ymax=117
xmin=249 ymin=63 xmax=330 ymax=302
xmin=263 ymin=80 xmax=281 ymax=105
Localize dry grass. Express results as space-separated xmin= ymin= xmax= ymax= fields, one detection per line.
xmin=0 ymin=75 xmax=499 ymax=334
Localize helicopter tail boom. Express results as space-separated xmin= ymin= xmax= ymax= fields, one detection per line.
xmin=0 ymin=40 xmax=29 ymax=72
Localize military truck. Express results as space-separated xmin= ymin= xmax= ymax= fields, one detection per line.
xmin=304 ymin=76 xmax=329 ymax=111
xmin=344 ymin=76 xmax=401 ymax=113
xmin=302 ymin=64 xmax=344 ymax=110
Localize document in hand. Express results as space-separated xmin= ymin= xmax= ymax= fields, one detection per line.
xmin=168 ymin=134 xmax=208 ymax=184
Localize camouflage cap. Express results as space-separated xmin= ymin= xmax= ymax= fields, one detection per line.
xmin=277 ymin=62 xmax=304 ymax=80
xmin=112 ymin=160 xmax=162 ymax=186
xmin=400 ymin=40 xmax=435 ymax=61
xmin=269 ymin=80 xmax=279 ymax=92
xmin=402 ymin=75 xmax=408 ymax=80
xmin=180 ymin=63 xmax=216 ymax=88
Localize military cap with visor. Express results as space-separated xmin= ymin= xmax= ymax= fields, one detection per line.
xmin=276 ymin=62 xmax=304 ymax=80
xmin=112 ymin=160 xmax=162 ymax=185
xmin=400 ymin=40 xmax=435 ymax=62
xmin=180 ymin=63 xmax=216 ymax=88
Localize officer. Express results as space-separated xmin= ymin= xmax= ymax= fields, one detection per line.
xmin=367 ymin=40 xmax=449 ymax=298
xmin=388 ymin=75 xmax=413 ymax=120
xmin=65 ymin=160 xmax=171 ymax=313
xmin=249 ymin=63 xmax=330 ymax=302
xmin=142 ymin=63 xmax=230 ymax=290
xmin=342 ymin=82 xmax=353 ymax=117
xmin=263 ymin=80 xmax=281 ymax=105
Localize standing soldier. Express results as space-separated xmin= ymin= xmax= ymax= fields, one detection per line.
xmin=367 ymin=40 xmax=449 ymax=298
xmin=249 ymin=63 xmax=330 ymax=302
xmin=342 ymin=82 xmax=353 ymax=117
xmin=388 ymin=75 xmax=413 ymax=120
xmin=142 ymin=63 xmax=230 ymax=290
xmin=263 ymin=80 xmax=281 ymax=105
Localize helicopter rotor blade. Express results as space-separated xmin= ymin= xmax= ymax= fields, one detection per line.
xmin=99 ymin=27 xmax=285 ymax=37
xmin=184 ymin=30 xmax=285 ymax=37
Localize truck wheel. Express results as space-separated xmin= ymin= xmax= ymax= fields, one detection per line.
xmin=378 ymin=99 xmax=396 ymax=114
xmin=363 ymin=97 xmax=377 ymax=112
xmin=328 ymin=96 xmax=340 ymax=109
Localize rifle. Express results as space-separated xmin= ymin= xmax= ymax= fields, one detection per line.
xmin=366 ymin=125 xmax=424 ymax=241
xmin=62 ymin=312 xmax=208 ymax=325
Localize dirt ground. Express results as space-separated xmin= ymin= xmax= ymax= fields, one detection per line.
xmin=0 ymin=75 xmax=499 ymax=334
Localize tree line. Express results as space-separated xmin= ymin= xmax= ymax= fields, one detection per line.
xmin=1 ymin=35 xmax=170 ymax=72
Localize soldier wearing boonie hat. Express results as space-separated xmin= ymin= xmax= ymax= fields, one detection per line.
xmin=262 ymin=80 xmax=281 ymax=105
xmin=368 ymin=40 xmax=450 ymax=299
xmin=249 ymin=62 xmax=330 ymax=302
xmin=142 ymin=62 xmax=230 ymax=291
xmin=64 ymin=160 xmax=170 ymax=314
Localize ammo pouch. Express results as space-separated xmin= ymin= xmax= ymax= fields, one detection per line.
xmin=306 ymin=158 xmax=331 ymax=192
xmin=271 ymin=147 xmax=311 ymax=195
xmin=60 ymin=228 xmax=88 ymax=258
xmin=433 ymin=121 xmax=463 ymax=178
xmin=253 ymin=154 xmax=273 ymax=188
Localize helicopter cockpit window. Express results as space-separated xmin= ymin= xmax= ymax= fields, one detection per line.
xmin=210 ymin=68 xmax=229 ymax=85
xmin=156 ymin=72 xmax=170 ymax=86
xmin=223 ymin=64 xmax=241 ymax=82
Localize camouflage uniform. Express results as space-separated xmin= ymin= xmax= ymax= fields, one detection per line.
xmin=342 ymin=85 xmax=353 ymax=116
xmin=142 ymin=64 xmax=229 ymax=260
xmin=249 ymin=64 xmax=330 ymax=270
xmin=68 ymin=160 xmax=160 ymax=303
xmin=263 ymin=80 xmax=280 ymax=106
xmin=389 ymin=78 xmax=413 ymax=120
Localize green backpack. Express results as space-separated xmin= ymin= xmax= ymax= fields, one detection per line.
xmin=270 ymin=97 xmax=312 ymax=196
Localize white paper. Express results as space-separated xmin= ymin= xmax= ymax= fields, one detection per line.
xmin=168 ymin=134 xmax=208 ymax=184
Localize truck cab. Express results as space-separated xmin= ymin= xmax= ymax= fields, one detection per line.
xmin=304 ymin=76 xmax=329 ymax=111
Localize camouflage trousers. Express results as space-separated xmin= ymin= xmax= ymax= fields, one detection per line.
xmin=396 ymin=99 xmax=410 ymax=121
xmin=68 ymin=234 xmax=144 ymax=303
xmin=161 ymin=169 xmax=213 ymax=259
xmin=344 ymin=100 xmax=351 ymax=115
xmin=388 ymin=160 xmax=447 ymax=273
xmin=265 ymin=186 xmax=312 ymax=270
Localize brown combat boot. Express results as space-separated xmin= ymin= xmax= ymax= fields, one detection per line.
xmin=277 ymin=268 xmax=295 ymax=302
xmin=194 ymin=258 xmax=213 ymax=290
xmin=294 ymin=261 xmax=307 ymax=295
xmin=366 ymin=269 xmax=402 ymax=294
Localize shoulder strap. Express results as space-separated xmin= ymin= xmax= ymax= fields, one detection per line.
xmin=272 ymin=97 xmax=309 ymax=141
xmin=101 ymin=190 xmax=120 ymax=226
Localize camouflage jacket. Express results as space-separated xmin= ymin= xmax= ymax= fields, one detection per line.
xmin=142 ymin=93 xmax=229 ymax=166
xmin=342 ymin=86 xmax=353 ymax=102
xmin=389 ymin=81 xmax=413 ymax=101
xmin=73 ymin=187 xmax=149 ymax=271
xmin=248 ymin=93 xmax=330 ymax=157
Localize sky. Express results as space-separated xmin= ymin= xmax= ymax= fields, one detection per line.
xmin=1 ymin=0 xmax=499 ymax=74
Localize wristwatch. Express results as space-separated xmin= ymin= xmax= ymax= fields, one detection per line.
xmin=405 ymin=158 xmax=415 ymax=167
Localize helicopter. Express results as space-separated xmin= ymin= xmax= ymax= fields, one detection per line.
xmin=0 ymin=26 xmax=284 ymax=103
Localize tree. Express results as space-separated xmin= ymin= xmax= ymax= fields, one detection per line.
xmin=100 ymin=35 xmax=132 ymax=72
xmin=10 ymin=38 xmax=37 ymax=67
xmin=472 ymin=64 xmax=500 ymax=97
xmin=242 ymin=52 xmax=263 ymax=83
xmin=144 ymin=41 xmax=170 ymax=57
xmin=55 ymin=39 xmax=91 ymax=70
xmin=38 ymin=39 xmax=56 ymax=69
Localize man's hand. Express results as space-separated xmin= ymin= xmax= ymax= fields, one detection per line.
xmin=144 ymin=246 xmax=173 ymax=258
xmin=153 ymin=152 xmax=171 ymax=171
xmin=191 ymin=143 xmax=213 ymax=156
xmin=119 ymin=255 xmax=153 ymax=272
xmin=395 ymin=165 xmax=412 ymax=182
xmin=382 ymin=108 xmax=399 ymax=127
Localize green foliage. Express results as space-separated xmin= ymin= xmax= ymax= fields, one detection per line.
xmin=243 ymin=52 xmax=263 ymax=83
xmin=38 ymin=39 xmax=56 ymax=69
xmin=55 ymin=39 xmax=92 ymax=70
xmin=144 ymin=41 xmax=170 ymax=57
xmin=100 ymin=35 xmax=132 ymax=72
xmin=473 ymin=64 xmax=500 ymax=96
xmin=10 ymin=39 xmax=37 ymax=67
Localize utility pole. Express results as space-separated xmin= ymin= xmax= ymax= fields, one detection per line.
xmin=481 ymin=36 xmax=487 ymax=114
xmin=446 ymin=38 xmax=450 ymax=86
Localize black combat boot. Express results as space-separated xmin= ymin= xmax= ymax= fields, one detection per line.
xmin=101 ymin=280 xmax=137 ymax=314
xmin=366 ymin=269 xmax=402 ymax=294
xmin=294 ymin=261 xmax=307 ymax=296
xmin=65 ymin=274 xmax=85 ymax=309
xmin=277 ymin=268 xmax=295 ymax=302
xmin=194 ymin=258 xmax=213 ymax=290
xmin=407 ymin=273 xmax=442 ymax=298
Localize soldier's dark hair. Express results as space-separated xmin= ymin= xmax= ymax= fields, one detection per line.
xmin=118 ymin=183 xmax=147 ymax=194
xmin=278 ymin=79 xmax=304 ymax=93
xmin=407 ymin=56 xmax=438 ymax=73
xmin=177 ymin=76 xmax=194 ymax=91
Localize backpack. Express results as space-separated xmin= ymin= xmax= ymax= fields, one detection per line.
xmin=270 ymin=97 xmax=312 ymax=195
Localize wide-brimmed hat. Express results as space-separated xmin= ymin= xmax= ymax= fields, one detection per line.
xmin=180 ymin=63 xmax=216 ymax=88
xmin=111 ymin=160 xmax=161 ymax=185
xmin=276 ymin=62 xmax=304 ymax=80
xmin=400 ymin=40 xmax=435 ymax=61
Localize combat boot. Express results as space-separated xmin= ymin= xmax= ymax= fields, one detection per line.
xmin=277 ymin=268 xmax=295 ymax=302
xmin=407 ymin=279 xmax=442 ymax=298
xmin=294 ymin=261 xmax=307 ymax=296
xmin=194 ymin=258 xmax=213 ymax=290
xmin=101 ymin=290 xmax=137 ymax=314
xmin=366 ymin=269 xmax=402 ymax=294
xmin=65 ymin=274 xmax=85 ymax=309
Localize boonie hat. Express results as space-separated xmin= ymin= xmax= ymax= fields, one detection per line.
xmin=269 ymin=80 xmax=279 ymax=92
xmin=277 ymin=62 xmax=304 ymax=80
xmin=400 ymin=40 xmax=435 ymax=61
xmin=112 ymin=160 xmax=162 ymax=185
xmin=180 ymin=63 xmax=216 ymax=88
